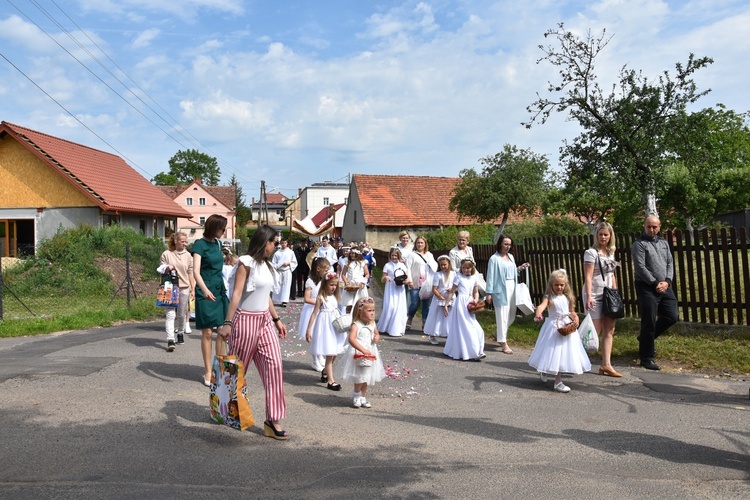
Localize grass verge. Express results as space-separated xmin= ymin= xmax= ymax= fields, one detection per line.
xmin=0 ymin=298 xmax=161 ymax=338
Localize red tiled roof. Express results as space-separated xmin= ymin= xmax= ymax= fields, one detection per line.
xmin=352 ymin=174 xmax=505 ymax=227
xmin=311 ymin=203 xmax=345 ymax=226
xmin=266 ymin=193 xmax=287 ymax=204
xmin=158 ymin=183 xmax=236 ymax=211
xmin=1 ymin=121 xmax=190 ymax=218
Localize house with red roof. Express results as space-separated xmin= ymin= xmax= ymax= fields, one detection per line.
xmin=249 ymin=192 xmax=289 ymax=226
xmin=344 ymin=174 xmax=505 ymax=249
xmin=0 ymin=121 xmax=191 ymax=257
xmin=158 ymin=179 xmax=236 ymax=243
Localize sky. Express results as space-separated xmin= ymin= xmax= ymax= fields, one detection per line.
xmin=1 ymin=0 xmax=748 ymax=200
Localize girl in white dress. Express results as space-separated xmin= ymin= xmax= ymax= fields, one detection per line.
xmin=335 ymin=297 xmax=386 ymax=408
xmin=306 ymin=272 xmax=345 ymax=391
xmin=443 ymin=259 xmax=486 ymax=361
xmin=298 ymin=257 xmax=330 ymax=373
xmin=423 ymin=255 xmax=455 ymax=345
xmin=340 ymin=248 xmax=370 ymax=312
xmin=528 ymin=269 xmax=592 ymax=392
xmin=377 ymin=247 xmax=412 ymax=337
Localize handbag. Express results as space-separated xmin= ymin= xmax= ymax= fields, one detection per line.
xmin=515 ymin=270 xmax=534 ymax=316
xmin=155 ymin=273 xmax=180 ymax=308
xmin=209 ymin=343 xmax=254 ymax=431
xmin=393 ymin=268 xmax=408 ymax=286
xmin=419 ymin=272 xmax=434 ymax=300
xmin=332 ymin=313 xmax=352 ymax=333
xmin=578 ymin=314 xmax=599 ymax=353
xmin=555 ymin=313 xmax=579 ymax=336
xmin=598 ymin=257 xmax=625 ymax=319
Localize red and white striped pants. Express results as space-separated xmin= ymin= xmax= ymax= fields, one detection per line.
xmin=230 ymin=309 xmax=286 ymax=421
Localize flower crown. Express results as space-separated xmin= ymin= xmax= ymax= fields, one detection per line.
xmin=357 ymin=297 xmax=375 ymax=308
xmin=325 ymin=271 xmax=337 ymax=280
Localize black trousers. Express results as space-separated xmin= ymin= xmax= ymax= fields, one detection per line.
xmin=635 ymin=281 xmax=678 ymax=361
xmin=292 ymin=269 xmax=309 ymax=298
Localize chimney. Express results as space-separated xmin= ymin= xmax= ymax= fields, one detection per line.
xmin=195 ymin=177 xmax=202 ymax=185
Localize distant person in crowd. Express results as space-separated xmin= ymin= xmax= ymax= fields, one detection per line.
xmin=316 ymin=236 xmax=338 ymax=270
xmin=292 ymin=240 xmax=310 ymax=301
xmin=422 ymin=255 xmax=455 ymax=345
xmin=448 ymin=231 xmax=474 ymax=271
xmin=632 ymin=216 xmax=678 ymax=371
xmin=219 ymin=225 xmax=288 ymax=440
xmin=271 ymin=238 xmax=297 ymax=307
xmin=442 ymin=259 xmax=486 ymax=361
xmin=362 ymin=246 xmax=375 ymax=284
xmin=486 ymin=235 xmax=529 ymax=354
xmin=193 ymin=214 xmax=230 ymax=386
xmin=158 ymin=231 xmax=194 ymax=351
xmin=222 ymin=251 xmax=239 ymax=299
xmin=405 ymin=236 xmax=437 ymax=331
xmin=299 ymin=257 xmax=331 ymax=374
xmin=393 ymin=230 xmax=414 ymax=261
xmin=583 ymin=222 xmax=622 ymax=377
xmin=341 ymin=247 xmax=370 ymax=312
xmin=377 ymin=247 xmax=411 ymax=336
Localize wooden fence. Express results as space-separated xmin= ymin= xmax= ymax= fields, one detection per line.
xmin=375 ymin=227 xmax=750 ymax=326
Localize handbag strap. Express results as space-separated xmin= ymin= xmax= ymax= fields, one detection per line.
xmin=597 ymin=254 xmax=606 ymax=281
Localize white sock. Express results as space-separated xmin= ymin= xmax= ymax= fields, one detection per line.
xmin=352 ymin=391 xmax=361 ymax=399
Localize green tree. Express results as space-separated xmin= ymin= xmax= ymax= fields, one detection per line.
xmin=525 ymin=23 xmax=713 ymax=217
xmin=659 ymin=106 xmax=750 ymax=231
xmin=450 ymin=144 xmax=550 ymax=241
xmin=152 ymin=149 xmax=220 ymax=185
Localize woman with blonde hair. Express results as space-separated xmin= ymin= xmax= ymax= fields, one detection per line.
xmin=158 ymin=231 xmax=194 ymax=351
xmin=583 ymin=221 xmax=622 ymax=377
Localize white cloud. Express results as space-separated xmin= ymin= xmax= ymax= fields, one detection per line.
xmin=130 ymin=28 xmax=160 ymax=48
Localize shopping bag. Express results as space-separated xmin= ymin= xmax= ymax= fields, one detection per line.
xmin=419 ymin=268 xmax=434 ymax=300
xmin=209 ymin=348 xmax=254 ymax=431
xmin=578 ymin=314 xmax=599 ymax=353
xmin=155 ymin=273 xmax=179 ymax=308
xmin=515 ymin=283 xmax=534 ymax=316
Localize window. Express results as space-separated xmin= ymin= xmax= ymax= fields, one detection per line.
xmin=199 ymin=216 xmax=206 ymax=225
xmin=186 ymin=197 xmax=193 ymax=206
xmin=354 ymin=210 xmax=357 ymax=224
xmin=199 ymin=197 xmax=206 ymax=206
xmin=344 ymin=197 xmax=348 ymax=204
xmin=323 ymin=197 xmax=329 ymax=205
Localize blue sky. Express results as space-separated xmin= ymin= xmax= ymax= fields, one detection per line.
xmin=1 ymin=1 xmax=748 ymax=200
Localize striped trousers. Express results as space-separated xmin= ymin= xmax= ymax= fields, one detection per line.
xmin=230 ymin=309 xmax=286 ymax=421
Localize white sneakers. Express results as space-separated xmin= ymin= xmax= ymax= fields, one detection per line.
xmin=429 ymin=336 xmax=438 ymax=345
xmin=539 ymin=372 xmax=548 ymax=383
xmin=353 ymin=396 xmax=372 ymax=408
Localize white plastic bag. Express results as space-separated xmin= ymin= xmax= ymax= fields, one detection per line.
xmin=578 ymin=314 xmax=599 ymax=353
xmin=515 ymin=283 xmax=534 ymax=316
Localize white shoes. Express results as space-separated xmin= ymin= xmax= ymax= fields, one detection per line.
xmin=554 ymin=382 xmax=571 ymax=393
xmin=539 ymin=372 xmax=548 ymax=383
xmin=353 ymin=397 xmax=362 ymax=408
xmin=429 ymin=336 xmax=438 ymax=345
xmin=359 ymin=397 xmax=372 ymax=408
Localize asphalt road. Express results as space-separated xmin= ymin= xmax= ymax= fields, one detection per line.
xmin=0 ymin=288 xmax=748 ymax=499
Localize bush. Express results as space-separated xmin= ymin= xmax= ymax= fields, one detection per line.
xmin=503 ymin=216 xmax=589 ymax=241
xmin=422 ymin=224 xmax=497 ymax=250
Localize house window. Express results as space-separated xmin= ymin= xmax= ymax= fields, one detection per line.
xmin=139 ymin=220 xmax=146 ymax=235
xmin=323 ymin=197 xmax=329 ymax=205
xmin=186 ymin=197 xmax=193 ymax=206
xmin=199 ymin=197 xmax=206 ymax=206
xmin=199 ymin=216 xmax=206 ymax=225
xmin=354 ymin=210 xmax=357 ymax=224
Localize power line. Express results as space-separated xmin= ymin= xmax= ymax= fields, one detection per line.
xmin=0 ymin=51 xmax=146 ymax=175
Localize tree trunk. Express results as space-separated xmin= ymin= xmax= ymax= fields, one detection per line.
xmin=643 ymin=191 xmax=658 ymax=218
xmin=492 ymin=213 xmax=510 ymax=244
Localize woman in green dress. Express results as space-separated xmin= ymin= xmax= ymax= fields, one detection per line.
xmin=193 ymin=214 xmax=229 ymax=385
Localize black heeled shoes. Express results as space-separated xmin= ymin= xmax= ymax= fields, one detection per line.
xmin=263 ymin=421 xmax=288 ymax=440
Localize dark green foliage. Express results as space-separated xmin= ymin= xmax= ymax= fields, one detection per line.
xmin=3 ymin=225 xmax=165 ymax=296
xmin=503 ymin=216 xmax=589 ymax=241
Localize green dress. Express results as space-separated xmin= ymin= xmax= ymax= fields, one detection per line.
xmin=193 ymin=238 xmax=229 ymax=329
